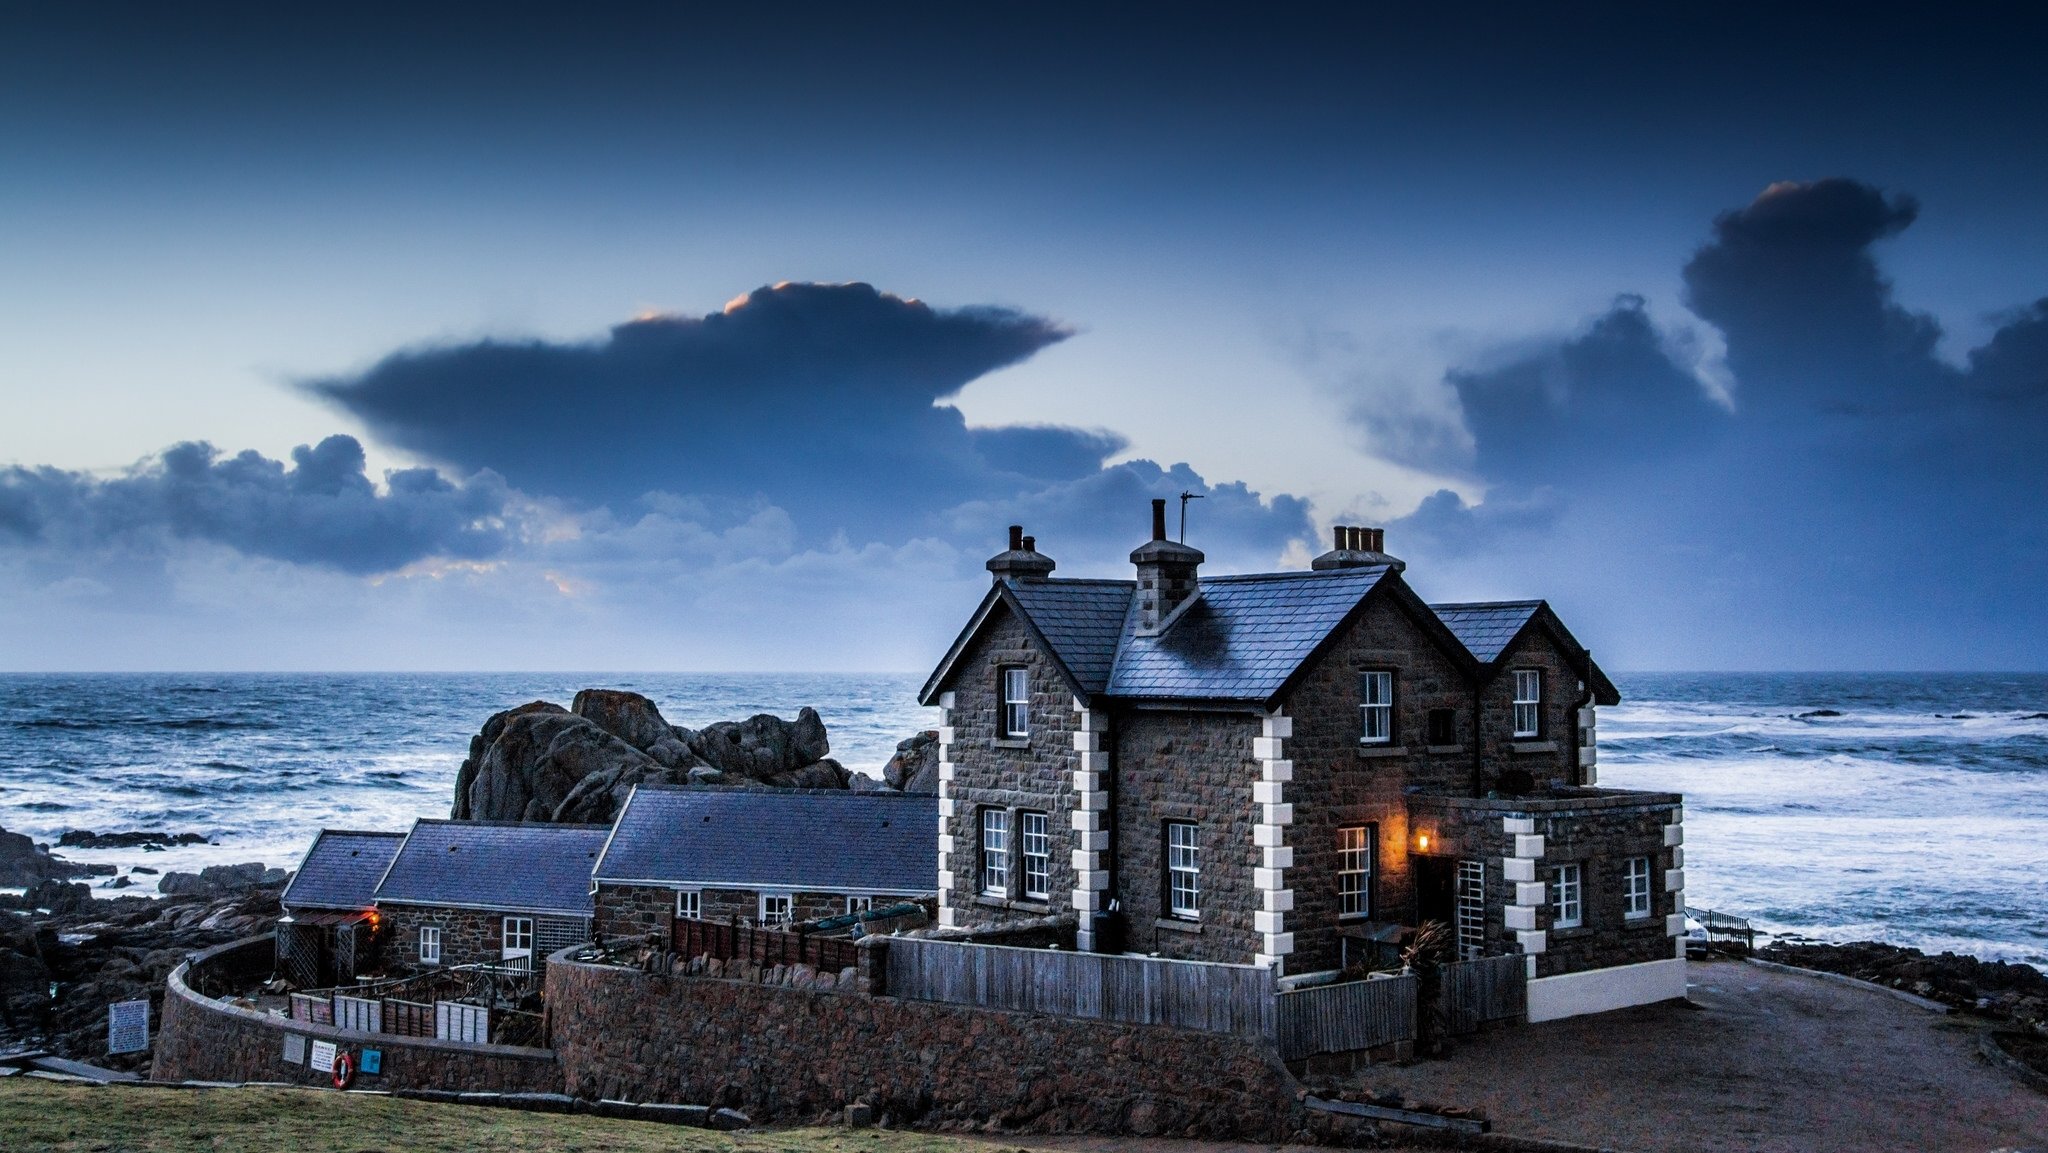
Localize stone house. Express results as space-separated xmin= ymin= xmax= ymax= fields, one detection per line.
xmin=920 ymin=507 xmax=1686 ymax=1017
xmin=591 ymin=786 xmax=937 ymax=942
xmin=371 ymin=819 xmax=611 ymax=971
xmin=276 ymin=828 xmax=406 ymax=984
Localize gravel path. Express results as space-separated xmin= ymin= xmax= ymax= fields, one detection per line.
xmin=1342 ymin=955 xmax=2047 ymax=1152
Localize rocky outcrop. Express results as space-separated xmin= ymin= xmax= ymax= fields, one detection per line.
xmin=883 ymin=731 xmax=940 ymax=794
xmin=453 ymin=690 xmax=899 ymax=825
xmin=57 ymin=829 xmax=211 ymax=850
xmin=156 ymin=862 xmax=289 ymax=898
xmin=0 ymin=826 xmax=117 ymax=887
xmin=1760 ymin=940 xmax=2048 ymax=1030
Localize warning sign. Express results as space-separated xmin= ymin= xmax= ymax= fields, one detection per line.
xmin=309 ymin=1040 xmax=338 ymax=1077
xmin=107 ymin=1000 xmax=150 ymax=1055
xmin=284 ymin=1033 xmax=307 ymax=1066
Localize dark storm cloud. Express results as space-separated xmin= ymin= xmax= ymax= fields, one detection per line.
xmin=0 ymin=435 xmax=513 ymax=574
xmin=310 ymin=282 xmax=1080 ymax=533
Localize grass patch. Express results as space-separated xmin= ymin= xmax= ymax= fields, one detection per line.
xmin=0 ymin=1080 xmax=975 ymax=1153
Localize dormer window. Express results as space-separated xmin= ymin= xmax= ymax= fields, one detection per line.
xmin=999 ymin=666 xmax=1030 ymax=738
xmin=1513 ymin=669 xmax=1542 ymax=738
xmin=1359 ymin=671 xmax=1394 ymax=744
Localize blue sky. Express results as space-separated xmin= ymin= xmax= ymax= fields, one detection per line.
xmin=2 ymin=4 xmax=2043 ymax=671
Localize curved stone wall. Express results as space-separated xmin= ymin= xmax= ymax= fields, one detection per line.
xmin=545 ymin=951 xmax=1305 ymax=1139
xmin=152 ymin=935 xmax=562 ymax=1093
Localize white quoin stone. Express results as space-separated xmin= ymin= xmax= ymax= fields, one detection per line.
xmin=1262 ymin=846 xmax=1293 ymax=869
xmin=1253 ymin=780 xmax=1286 ymax=805
xmin=1078 ymin=709 xmax=1110 ymax=731
xmin=1503 ymin=857 xmax=1536 ymax=883
xmin=1077 ymin=791 xmax=1109 ymax=812
xmin=1261 ymin=932 xmax=1295 ymax=956
xmin=1665 ymin=868 xmax=1686 ymax=892
xmin=1254 ymin=911 xmax=1287 ymax=934
xmin=937 ymin=870 xmax=954 ymax=891
xmin=1514 ymin=834 xmax=1546 ymax=859
xmin=938 ymin=691 xmax=956 ymax=710
xmin=935 ymin=726 xmax=956 ymax=744
xmin=1505 ymin=905 xmax=1537 ymax=931
xmin=1073 ymin=731 xmax=1102 ymax=753
xmin=1078 ymin=751 xmax=1110 ymax=772
xmin=1260 ymin=802 xmax=1294 ymax=826
xmin=1252 ymin=736 xmax=1286 ymax=760
xmin=938 ymin=907 xmax=960 ymax=928
xmin=937 ymin=798 xmax=956 ymax=818
xmin=1514 ymin=881 xmax=1548 ymax=907
xmin=1664 ymin=824 xmax=1685 ymax=847
xmin=1253 ymin=824 xmax=1287 ymax=848
xmin=1075 ymin=830 xmax=1109 ymax=852
xmin=1502 ymin=817 xmax=1537 ymax=835
xmin=1259 ymin=759 xmax=1294 ymax=783
xmin=1077 ymin=869 xmax=1109 ymax=891
xmin=1071 ymin=810 xmax=1102 ymax=832
xmin=937 ymin=762 xmax=955 ymax=782
xmin=937 ymin=834 xmax=954 ymax=855
xmin=1666 ymin=913 xmax=1688 ymax=937
xmin=1517 ymin=930 xmax=1548 ymax=955
xmin=1262 ymin=714 xmax=1293 ymax=739
xmin=1254 ymin=867 xmax=1288 ymax=890
xmin=1670 ymin=847 xmax=1685 ymax=869
xmin=1072 ymin=888 xmax=1102 ymax=912
xmin=1070 ymin=849 xmax=1095 ymax=871
xmin=1072 ymin=770 xmax=1100 ymax=792
xmin=1261 ymin=888 xmax=1294 ymax=912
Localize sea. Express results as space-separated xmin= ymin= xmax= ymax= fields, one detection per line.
xmin=1 ymin=671 xmax=2042 ymax=969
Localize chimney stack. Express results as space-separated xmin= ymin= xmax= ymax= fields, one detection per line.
xmin=986 ymin=524 xmax=1056 ymax=581
xmin=1130 ymin=498 xmax=1204 ymax=634
xmin=1313 ymin=525 xmax=1403 ymax=572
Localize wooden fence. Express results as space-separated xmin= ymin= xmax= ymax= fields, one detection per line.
xmin=883 ymin=936 xmax=1276 ymax=1038
xmin=383 ymin=998 xmax=435 ymax=1038
xmin=1275 ymin=974 xmax=1417 ymax=1060
xmin=1439 ymin=954 xmax=1526 ymax=1034
xmin=674 ymin=918 xmax=863 ymax=974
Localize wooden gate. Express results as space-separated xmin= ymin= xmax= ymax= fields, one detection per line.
xmin=1275 ymin=974 xmax=1417 ymax=1060
xmin=1439 ymin=954 xmax=1526 ymax=1034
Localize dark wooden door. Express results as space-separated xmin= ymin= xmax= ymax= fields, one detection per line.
xmin=1414 ymin=856 xmax=1455 ymax=927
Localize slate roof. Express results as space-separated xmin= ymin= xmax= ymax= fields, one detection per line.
xmin=593 ymin=787 xmax=938 ymax=894
xmin=372 ymin=820 xmax=610 ymax=917
xmin=1430 ymin=601 xmax=1545 ymax=663
xmin=281 ymin=830 xmax=405 ymax=911
xmin=1003 ymin=578 xmax=1135 ymax=695
xmin=1105 ymin=567 xmax=1393 ymax=702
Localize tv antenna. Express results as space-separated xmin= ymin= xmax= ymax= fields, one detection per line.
xmin=1178 ymin=490 xmax=1204 ymax=543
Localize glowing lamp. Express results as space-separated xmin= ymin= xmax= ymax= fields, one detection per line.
xmin=1416 ymin=832 xmax=1432 ymax=852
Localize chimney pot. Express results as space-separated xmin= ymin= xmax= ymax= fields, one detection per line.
xmin=1021 ymin=535 xmax=1036 ymax=552
xmin=1008 ymin=524 xmax=1024 ymax=551
xmin=1150 ymin=498 xmax=1167 ymax=542
xmin=1333 ymin=526 xmax=1346 ymax=551
xmin=1343 ymin=526 xmax=1358 ymax=551
xmin=1372 ymin=528 xmax=1385 ymax=552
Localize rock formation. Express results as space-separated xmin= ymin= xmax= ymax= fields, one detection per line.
xmin=452 ymin=689 xmax=899 ymax=825
xmin=883 ymin=731 xmax=940 ymax=794
xmin=0 ymin=826 xmax=116 ymax=887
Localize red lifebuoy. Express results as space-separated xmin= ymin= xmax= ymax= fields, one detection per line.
xmin=332 ymin=1050 xmax=355 ymax=1090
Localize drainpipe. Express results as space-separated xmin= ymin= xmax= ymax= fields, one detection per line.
xmin=1568 ymin=649 xmax=1597 ymax=788
xmin=1470 ymin=678 xmax=1486 ymax=798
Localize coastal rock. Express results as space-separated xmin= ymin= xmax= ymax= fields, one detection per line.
xmin=571 ymin=689 xmax=682 ymax=754
xmin=0 ymin=827 xmax=114 ymax=887
xmin=157 ymin=862 xmax=289 ymax=898
xmin=688 ymin=709 xmax=831 ymax=778
xmin=883 ymin=731 xmax=939 ymax=793
xmin=56 ymin=829 xmax=211 ymax=850
xmin=451 ymin=701 xmax=573 ymax=820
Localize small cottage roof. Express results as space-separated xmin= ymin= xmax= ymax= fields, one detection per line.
xmin=1430 ymin=599 xmax=1621 ymax=706
xmin=372 ymin=819 xmax=610 ymax=917
xmin=593 ymin=787 xmax=938 ymax=895
xmin=281 ymin=830 xmax=405 ymax=912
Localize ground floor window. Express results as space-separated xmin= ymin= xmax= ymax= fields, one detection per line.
xmin=1166 ymin=821 xmax=1201 ymax=919
xmin=981 ymin=807 xmax=1010 ymax=895
xmin=1337 ymin=825 xmax=1375 ymax=918
xmin=419 ymin=925 xmax=441 ymax=964
xmin=846 ymin=894 xmax=873 ymax=915
xmin=676 ymin=889 xmax=701 ymax=919
xmin=502 ymin=916 xmax=534 ymax=968
xmin=1551 ymin=863 xmax=1583 ymax=929
xmin=1623 ymin=856 xmax=1652 ymax=919
xmin=1019 ymin=810 xmax=1050 ymax=900
xmin=759 ymin=892 xmax=793 ymax=924
xmin=1456 ymin=859 xmax=1486 ymax=959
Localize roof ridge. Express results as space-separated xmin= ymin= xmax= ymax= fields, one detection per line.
xmin=311 ymin=829 xmax=408 ymax=838
xmin=1431 ymin=599 xmax=1544 ymax=610
xmin=631 ymin=784 xmax=935 ymax=801
xmin=408 ymin=818 xmax=615 ymax=831
xmin=1198 ymin=566 xmax=1387 ymax=584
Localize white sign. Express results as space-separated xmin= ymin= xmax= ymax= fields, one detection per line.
xmin=283 ymin=1033 xmax=306 ymax=1066
xmin=309 ymin=1040 xmax=338 ymax=1077
xmin=107 ymin=999 xmax=150 ymax=1055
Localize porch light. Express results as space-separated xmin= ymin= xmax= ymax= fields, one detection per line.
xmin=1415 ymin=832 xmax=1432 ymax=852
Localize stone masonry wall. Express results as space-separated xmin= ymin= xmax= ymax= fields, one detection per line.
xmin=1401 ymin=800 xmax=1522 ymax=960
xmin=152 ymin=936 xmax=562 ymax=1092
xmin=1531 ymin=801 xmax=1679 ymax=977
xmin=545 ymin=952 xmax=1304 ymax=1139
xmin=1111 ymin=709 xmax=1262 ymax=963
xmin=1280 ymin=591 xmax=1474 ymax=972
xmin=940 ymin=603 xmax=1079 ymax=929
xmin=1474 ymin=626 xmax=1585 ymax=790
xmin=383 ymin=905 xmax=506 ymax=968
xmin=594 ymin=883 xmax=674 ymax=943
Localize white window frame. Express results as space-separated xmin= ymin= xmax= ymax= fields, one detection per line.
xmin=1019 ymin=810 xmax=1050 ymax=900
xmin=675 ymin=889 xmax=701 ymax=920
xmin=1336 ymin=825 xmax=1374 ymax=918
xmin=980 ymin=808 xmax=1010 ymax=895
xmin=1623 ymin=856 xmax=1653 ymax=919
xmin=846 ymin=894 xmax=874 ymax=915
xmin=1166 ymin=821 xmax=1201 ymax=919
xmin=418 ymin=925 xmax=442 ymax=965
xmin=999 ymin=666 xmax=1030 ymax=738
xmin=1551 ymin=863 xmax=1582 ymax=929
xmin=1513 ymin=669 xmax=1543 ymax=738
xmin=1359 ymin=671 xmax=1394 ymax=745
xmin=501 ymin=916 xmax=534 ymax=967
xmin=758 ymin=892 xmax=793 ymax=925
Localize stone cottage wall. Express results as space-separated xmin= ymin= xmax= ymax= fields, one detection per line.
xmin=1475 ymin=627 xmax=1587 ymax=790
xmin=1280 ymin=591 xmax=1474 ymax=973
xmin=152 ymin=936 xmax=561 ymax=1092
xmin=1110 ymin=709 xmax=1263 ymax=963
xmin=544 ymin=951 xmax=1303 ymax=1138
xmin=1529 ymin=798 xmax=1682 ymax=977
xmin=938 ymin=603 xmax=1080 ymax=930
xmin=380 ymin=904 xmax=586 ymax=968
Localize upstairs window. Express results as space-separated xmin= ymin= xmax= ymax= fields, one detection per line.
xmin=1623 ymin=856 xmax=1653 ymax=919
xmin=419 ymin=925 xmax=442 ymax=965
xmin=675 ymin=889 xmax=701 ymax=920
xmin=1165 ymin=821 xmax=1201 ymax=919
xmin=1337 ymin=825 xmax=1375 ymax=918
xmin=846 ymin=895 xmax=874 ymax=915
xmin=1359 ymin=671 xmax=1394 ymax=745
xmin=1513 ymin=669 xmax=1543 ymax=738
xmin=999 ymin=666 xmax=1030 ymax=738
xmin=1019 ymin=810 xmax=1051 ymax=900
xmin=1551 ymin=863 xmax=1582 ymax=929
xmin=980 ymin=808 xmax=1011 ymax=895
xmin=1426 ymin=708 xmax=1457 ymax=747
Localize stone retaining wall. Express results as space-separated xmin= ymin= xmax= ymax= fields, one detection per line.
xmin=545 ymin=948 xmax=1306 ymax=1138
xmin=151 ymin=935 xmax=562 ymax=1093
